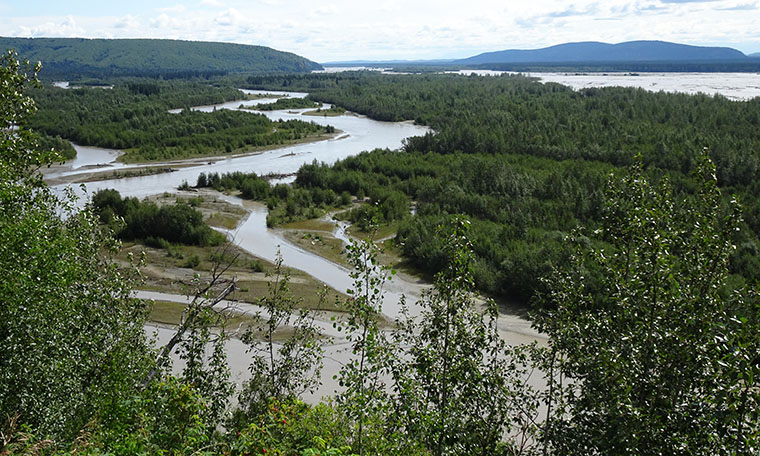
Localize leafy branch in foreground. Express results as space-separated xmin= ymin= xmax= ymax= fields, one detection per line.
xmin=1 ymin=49 xmax=153 ymax=441
xmin=142 ymin=243 xmax=238 ymax=388
xmin=335 ymin=232 xmax=395 ymax=456
xmin=534 ymin=153 xmax=760 ymax=455
xmin=237 ymin=252 xmax=325 ymax=421
xmin=391 ymin=216 xmax=540 ymax=456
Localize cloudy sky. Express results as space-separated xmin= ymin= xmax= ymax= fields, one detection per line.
xmin=1 ymin=0 xmax=759 ymax=62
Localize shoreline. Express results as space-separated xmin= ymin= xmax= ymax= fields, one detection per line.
xmin=43 ymin=129 xmax=342 ymax=186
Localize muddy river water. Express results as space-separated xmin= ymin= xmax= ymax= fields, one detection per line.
xmin=47 ymin=89 xmax=546 ymax=400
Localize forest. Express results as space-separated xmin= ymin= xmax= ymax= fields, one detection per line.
xmin=0 ymin=37 xmax=322 ymax=79
xmin=245 ymin=71 xmax=760 ymax=304
xmin=27 ymin=81 xmax=331 ymax=162
xmin=3 ymin=50 xmax=760 ymax=455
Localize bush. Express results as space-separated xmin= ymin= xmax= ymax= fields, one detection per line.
xmin=183 ymin=254 xmax=200 ymax=268
xmin=91 ymin=189 xmax=225 ymax=247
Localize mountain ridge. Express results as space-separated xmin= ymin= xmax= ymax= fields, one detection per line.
xmin=0 ymin=37 xmax=322 ymax=78
xmin=456 ymin=40 xmax=748 ymax=65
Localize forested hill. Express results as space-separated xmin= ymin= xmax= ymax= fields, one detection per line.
xmin=456 ymin=40 xmax=748 ymax=65
xmin=0 ymin=37 xmax=322 ymax=79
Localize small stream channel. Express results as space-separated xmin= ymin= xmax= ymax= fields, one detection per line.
xmin=46 ymin=88 xmax=545 ymax=401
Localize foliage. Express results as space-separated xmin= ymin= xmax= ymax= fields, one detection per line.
xmin=176 ymin=307 xmax=233 ymax=429
xmin=0 ymin=37 xmax=321 ymax=79
xmin=91 ymin=188 xmax=226 ymax=246
xmin=195 ymin=170 xmax=349 ymax=227
xmin=248 ymin=72 xmax=760 ymax=305
xmin=533 ymin=154 xmax=760 ymax=455
xmin=237 ymin=254 xmax=325 ymax=420
xmin=391 ymin=217 xmax=541 ymax=456
xmin=34 ymin=132 xmax=76 ymax=159
xmin=229 ymin=399 xmax=355 ymax=456
xmin=280 ymin=149 xmax=604 ymax=303
xmin=28 ymin=81 xmax=329 ymax=162
xmin=334 ymin=233 xmax=396 ymax=455
xmin=92 ymin=377 xmax=221 ymax=456
xmin=0 ymin=49 xmax=152 ymax=441
xmin=255 ymin=97 xmax=322 ymax=111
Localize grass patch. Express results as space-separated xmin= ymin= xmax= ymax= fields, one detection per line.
xmin=346 ymin=221 xmax=400 ymax=241
xmin=119 ymin=239 xmax=345 ymax=314
xmin=280 ymin=219 xmax=336 ymax=231
xmin=302 ymin=107 xmax=346 ymax=117
xmin=147 ymin=299 xmax=267 ymax=336
xmin=280 ymin=214 xmax=419 ymax=280
xmin=148 ymin=300 xmax=191 ymax=326
xmin=206 ymin=212 xmax=241 ymax=229
xmin=117 ymin=129 xmax=339 ymax=164
xmin=281 ymin=230 xmax=348 ymax=268
xmin=72 ymin=167 xmax=178 ymax=183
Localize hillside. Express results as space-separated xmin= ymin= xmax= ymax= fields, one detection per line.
xmin=456 ymin=40 xmax=748 ymax=65
xmin=0 ymin=37 xmax=322 ymax=79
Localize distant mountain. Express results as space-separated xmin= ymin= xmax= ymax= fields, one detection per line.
xmin=0 ymin=37 xmax=322 ymax=78
xmin=750 ymin=52 xmax=760 ymax=58
xmin=456 ymin=41 xmax=748 ymax=65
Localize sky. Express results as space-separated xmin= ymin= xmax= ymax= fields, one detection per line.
xmin=1 ymin=0 xmax=759 ymax=62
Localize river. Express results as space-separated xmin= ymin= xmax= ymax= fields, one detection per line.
xmin=529 ymin=71 xmax=760 ymax=102
xmin=343 ymin=68 xmax=760 ymax=101
xmin=50 ymin=90 xmax=435 ymax=317
xmin=44 ymin=72 xmax=758 ymax=407
xmin=47 ymin=89 xmax=545 ymax=401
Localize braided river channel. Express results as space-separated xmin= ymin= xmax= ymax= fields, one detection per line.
xmin=46 ymin=89 xmax=545 ymax=400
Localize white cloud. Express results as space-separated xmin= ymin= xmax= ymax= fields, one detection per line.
xmin=3 ymin=0 xmax=759 ymax=61
xmin=313 ymin=4 xmax=338 ymax=15
xmin=214 ymin=8 xmax=244 ymax=26
xmin=15 ymin=15 xmax=84 ymax=37
xmin=158 ymin=4 xmax=187 ymax=14
xmin=149 ymin=13 xmax=172 ymax=29
xmin=114 ymin=14 xmax=139 ymax=29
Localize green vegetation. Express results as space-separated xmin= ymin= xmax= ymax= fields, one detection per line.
xmin=1 ymin=49 xmax=152 ymax=443
xmin=77 ymin=166 xmax=177 ymax=182
xmin=28 ymin=81 xmax=331 ymax=162
xmin=236 ymin=255 xmax=325 ymax=420
xmin=534 ymin=156 xmax=760 ymax=455
xmin=4 ymin=49 xmax=760 ymax=456
xmin=0 ymin=37 xmax=322 ymax=79
xmin=91 ymin=188 xmax=226 ymax=247
xmin=253 ymin=97 xmax=322 ymax=111
xmin=247 ymin=71 xmax=760 ymax=304
xmin=195 ymin=171 xmax=353 ymax=227
xmin=148 ymin=300 xmax=259 ymax=332
xmin=34 ymin=132 xmax=76 ymax=159
xmin=282 ymin=229 xmax=348 ymax=266
xmin=303 ymin=105 xmax=347 ymax=116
